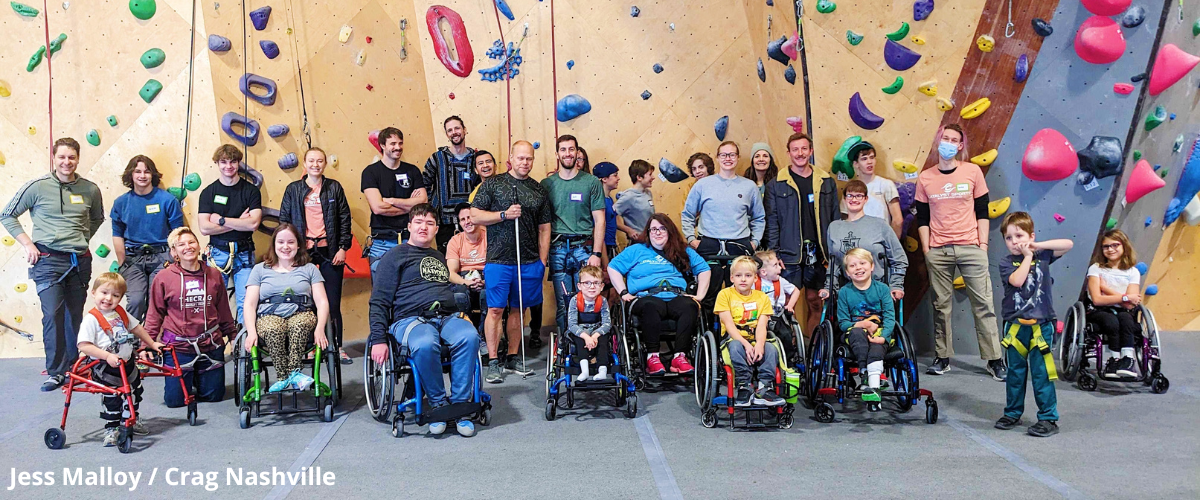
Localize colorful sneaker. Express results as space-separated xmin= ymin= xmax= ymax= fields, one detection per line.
xmin=669 ymin=353 xmax=694 ymax=374
xmin=269 ymin=373 xmax=293 ymax=393
xmin=1115 ymin=357 xmax=1137 ymax=378
xmin=102 ymin=427 xmax=119 ymax=447
xmin=645 ymin=353 xmax=666 ymax=376
xmin=428 ymin=421 xmax=447 ymax=435
xmin=291 ymin=372 xmax=315 ymax=391
xmin=130 ymin=420 xmax=150 ymax=436
xmin=456 ymin=419 xmax=476 ymax=437
xmin=40 ymin=375 xmax=65 ymax=392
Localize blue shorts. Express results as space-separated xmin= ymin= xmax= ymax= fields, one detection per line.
xmin=484 ymin=261 xmax=544 ymax=309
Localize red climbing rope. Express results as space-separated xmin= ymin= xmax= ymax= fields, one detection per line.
xmin=491 ymin=1 xmax=513 ymax=157
xmin=550 ymin=0 xmax=560 ymax=144
xmin=41 ymin=0 xmax=52 ymax=166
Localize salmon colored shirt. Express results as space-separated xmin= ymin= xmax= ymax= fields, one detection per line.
xmin=446 ymin=228 xmax=487 ymax=272
xmin=304 ymin=182 xmax=327 ymax=248
xmin=914 ymin=163 xmax=988 ymax=248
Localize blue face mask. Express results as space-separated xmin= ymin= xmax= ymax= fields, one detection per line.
xmin=937 ymin=141 xmax=959 ymax=160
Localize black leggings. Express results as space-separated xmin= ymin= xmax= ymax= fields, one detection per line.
xmin=571 ymin=333 xmax=611 ymax=368
xmin=1087 ymin=308 xmax=1138 ymax=350
xmin=311 ymin=246 xmax=345 ymax=347
xmin=633 ymin=295 xmax=699 ymax=355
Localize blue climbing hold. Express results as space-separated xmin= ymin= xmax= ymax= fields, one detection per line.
xmin=1135 ymin=262 xmax=1149 ymax=275
xmin=766 ymin=35 xmax=789 ymax=66
xmin=260 ymin=40 xmax=280 ymax=59
xmin=1170 ymin=113 xmax=1177 ymax=120
xmin=208 ymin=34 xmax=231 ymax=52
xmin=240 ymin=162 xmax=264 ymax=187
xmin=714 ymin=116 xmax=729 ymax=141
xmin=1163 ymin=136 xmax=1200 ymax=226
xmin=250 ymin=6 xmax=271 ymax=31
xmin=221 ymin=112 xmax=260 ymax=147
xmin=1015 ymin=54 xmax=1029 ymax=82
xmin=630 ymin=6 xmax=640 ymax=17
xmin=766 ymin=0 xmax=773 ymax=5
xmin=532 ymin=141 xmax=541 ymax=149
xmin=658 ymin=158 xmax=688 ymax=183
xmin=641 ymin=90 xmax=652 ymax=100
xmin=653 ymin=63 xmax=663 ymax=73
xmin=784 ymin=64 xmax=796 ymax=85
xmin=478 ymin=39 xmax=523 ymax=82
xmin=556 ymin=94 xmax=592 ymax=121
xmin=278 ymin=152 xmax=298 ymax=170
xmin=757 ymin=59 xmax=765 ymax=82
xmin=496 ymin=0 xmax=515 ymax=21
xmin=1154 ymin=164 xmax=1161 ymax=171
xmin=1145 ymin=216 xmax=1153 ymax=227
xmin=567 ymin=60 xmax=574 ymax=70
xmin=913 ymin=0 xmax=934 ymax=21
xmin=1145 ymin=284 xmax=1158 ymax=296
xmin=267 ymin=124 xmax=289 ymax=138
xmin=240 ymin=73 xmax=277 ymax=106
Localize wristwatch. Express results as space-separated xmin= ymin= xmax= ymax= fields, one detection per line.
xmin=616 ymin=289 xmax=627 ymax=296
xmin=218 ymin=216 xmax=227 ymax=227
xmin=1122 ymin=295 xmax=1129 ymax=303
xmin=592 ymin=251 xmax=602 ymax=258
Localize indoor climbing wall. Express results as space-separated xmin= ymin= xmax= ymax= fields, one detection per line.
xmin=0 ymin=1 xmax=223 ymax=358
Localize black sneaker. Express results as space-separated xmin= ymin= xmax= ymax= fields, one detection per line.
xmin=927 ymin=357 xmax=950 ymax=375
xmin=1115 ymin=357 xmax=1137 ymax=378
xmin=994 ymin=415 xmax=1022 ymax=430
xmin=1102 ymin=358 xmax=1119 ymax=379
xmin=1027 ymin=420 xmax=1059 ymax=437
xmin=754 ymin=387 xmax=785 ymax=406
xmin=735 ymin=386 xmax=753 ymax=407
xmin=40 ymin=375 xmax=64 ymax=392
xmin=987 ymin=359 xmax=1007 ymax=381
xmin=505 ymin=356 xmax=535 ymax=376
xmin=527 ymin=334 xmax=544 ymax=350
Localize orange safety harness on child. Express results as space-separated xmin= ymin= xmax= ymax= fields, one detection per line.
xmin=575 ymin=293 xmax=603 ymax=325
xmin=754 ymin=276 xmax=782 ymax=303
xmin=88 ymin=306 xmax=133 ymax=353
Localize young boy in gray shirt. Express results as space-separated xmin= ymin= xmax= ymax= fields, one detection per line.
xmin=615 ymin=160 xmax=657 ymax=239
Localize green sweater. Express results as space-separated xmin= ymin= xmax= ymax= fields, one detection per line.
xmin=836 ymin=279 xmax=896 ymax=342
xmin=1 ymin=174 xmax=104 ymax=253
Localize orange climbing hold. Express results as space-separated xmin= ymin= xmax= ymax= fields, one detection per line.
xmin=1148 ymin=44 xmax=1200 ymax=96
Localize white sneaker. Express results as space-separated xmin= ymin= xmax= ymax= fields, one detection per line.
xmin=428 ymin=421 xmax=447 ymax=435
xmin=102 ymin=427 xmax=119 ymax=447
xmin=291 ymin=372 xmax=315 ymax=391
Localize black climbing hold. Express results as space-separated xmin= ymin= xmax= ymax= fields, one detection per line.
xmin=267 ymin=124 xmax=289 ymax=138
xmin=1076 ymin=136 xmax=1124 ymax=184
xmin=260 ymin=40 xmax=280 ymax=59
xmin=658 ymin=158 xmax=688 ymax=183
xmin=209 ymin=34 xmax=231 ymax=52
xmin=250 ymin=6 xmax=271 ymax=30
xmin=1032 ymin=18 xmax=1052 ymax=37
xmin=784 ymin=64 xmax=796 ymax=84
xmin=1121 ymin=5 xmax=1146 ymax=28
xmin=714 ymin=116 xmax=729 ymax=141
xmin=240 ymin=73 xmax=277 ymax=106
xmin=757 ymin=59 xmax=766 ymax=82
xmin=766 ymin=35 xmax=789 ymax=66
xmin=640 ymin=90 xmax=652 ymax=100
xmin=653 ymin=63 xmax=663 ymax=73
xmin=913 ymin=0 xmax=934 ymax=21
xmin=630 ymin=6 xmax=640 ymax=17
xmin=1130 ymin=72 xmax=1147 ymax=83
xmin=221 ymin=112 xmax=260 ymax=147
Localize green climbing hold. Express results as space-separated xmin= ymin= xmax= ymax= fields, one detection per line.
xmin=109 ymin=261 xmax=120 ymax=273
xmin=129 ymin=0 xmax=155 ymax=20
xmin=885 ymin=22 xmax=911 ymax=42
xmin=26 ymin=46 xmax=44 ymax=72
xmin=1106 ymin=218 xmax=1118 ymax=230
xmin=95 ymin=244 xmax=110 ymax=258
xmin=831 ymin=136 xmax=862 ymax=180
xmin=1145 ymin=105 xmax=1167 ymax=131
xmin=47 ymin=33 xmax=66 ymax=54
xmin=816 ymin=0 xmax=835 ymax=14
xmin=107 ymin=115 xmax=118 ymax=127
xmin=141 ymin=48 xmax=165 ymax=69
xmin=86 ymin=130 xmax=100 ymax=146
xmin=882 ymin=76 xmax=904 ymax=94
xmin=1133 ymin=150 xmax=1141 ymax=161
xmin=1159 ymin=168 xmax=1169 ymax=178
xmin=183 ymin=172 xmax=202 ymax=191
xmin=846 ymin=30 xmax=863 ymax=46
xmin=11 ymin=1 xmax=38 ymax=17
xmin=1193 ymin=18 xmax=1199 ymax=36
xmin=167 ymin=186 xmax=186 ymax=201
xmin=139 ymin=79 xmax=162 ymax=103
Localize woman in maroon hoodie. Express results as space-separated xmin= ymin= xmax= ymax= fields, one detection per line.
xmin=144 ymin=226 xmax=239 ymax=407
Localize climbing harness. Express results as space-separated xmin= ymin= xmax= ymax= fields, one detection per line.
xmin=1001 ymin=319 xmax=1058 ymax=380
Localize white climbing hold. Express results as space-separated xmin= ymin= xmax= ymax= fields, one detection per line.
xmin=339 ymin=25 xmax=353 ymax=43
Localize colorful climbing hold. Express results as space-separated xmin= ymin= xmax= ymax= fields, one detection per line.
xmin=0 ymin=150 xmax=5 ymax=166
xmin=918 ymin=80 xmax=937 ymax=96
xmin=448 ymin=92 xmax=454 ymax=99
xmin=630 ymin=6 xmax=640 ymax=17
xmin=267 ymin=124 xmax=289 ymax=138
xmin=815 ymin=0 xmax=835 ymax=14
xmin=959 ymin=97 xmax=990 ymax=119
xmin=0 ymin=80 xmax=9 ymax=97
xmin=495 ymin=0 xmax=515 ymax=21
xmin=339 ymin=25 xmax=353 ymax=43
xmin=1145 ymin=216 xmax=1153 ymax=227
xmin=250 ymin=5 xmax=270 ymax=30
xmin=427 ymin=6 xmax=474 ymax=78
xmin=278 ymin=152 xmax=298 ymax=170
xmin=1194 ymin=18 xmax=1200 ymax=36
xmin=141 ymin=48 xmax=165 ymax=69
xmin=971 ymin=149 xmax=997 ymax=167
xmin=167 ymin=186 xmax=186 ymax=201
xmin=893 ymin=160 xmax=919 ymax=174
xmin=1081 ymin=0 xmax=1130 ymax=16
xmin=884 ymin=39 xmax=922 ymax=71
xmin=46 ymin=32 xmax=66 ymax=56
xmin=658 ymin=158 xmax=688 ymax=183
xmin=556 ymin=94 xmax=592 ymax=122
xmin=653 ymin=63 xmax=663 ymax=74
xmin=95 ymin=244 xmax=110 ymax=258
xmin=1032 ymin=18 xmax=1053 ymax=37
xmin=1053 ymin=213 xmax=1065 ymax=223
xmin=11 ymin=1 xmax=38 ymax=16
xmin=184 ymin=172 xmax=202 ymax=191
xmin=1022 ymin=128 xmax=1078 ymax=182
xmin=1160 ymin=168 xmax=1169 ymax=178
xmin=640 ymin=90 xmax=652 ymax=100
xmin=1153 ymin=163 xmax=1161 ymax=171
xmin=532 ymin=142 xmax=540 ymax=149
xmin=260 ymin=40 xmax=280 ymax=59
xmin=14 ymin=283 xmax=27 ymax=293
xmin=368 ymin=130 xmax=381 ymax=153
xmin=1148 ymin=44 xmax=1199 ymax=96
xmin=240 ymin=73 xmax=277 ymax=106
xmin=1015 ymin=54 xmax=1029 ymax=82
xmin=139 ymin=79 xmax=162 ymax=103
xmin=846 ymin=30 xmax=863 ymax=45
xmin=882 ymin=76 xmax=903 ymax=94
xmin=848 ymin=93 xmax=884 ymax=130
xmin=1074 ymin=16 xmax=1126 ymax=65
xmin=1135 ymin=262 xmax=1149 ymax=275
xmin=109 ymin=262 xmax=120 ymax=273
xmin=781 ymin=32 xmax=800 ymax=61
xmin=832 ymin=137 xmax=863 ymax=179
xmin=1076 ymin=136 xmax=1123 ymax=184
xmin=0 ymin=235 xmax=12 ymax=246
xmin=886 ymin=22 xmax=911 ymax=42
xmin=478 ymin=39 xmax=523 ymax=81
xmin=1133 ymin=150 xmax=1142 ymax=161
xmin=86 ymin=130 xmax=100 ymax=147
xmin=756 ymin=59 xmax=765 ymax=82
xmin=209 ymin=34 xmax=231 ymax=52
xmin=566 ymin=60 xmax=574 ymax=70
xmin=129 ymin=0 xmax=155 ymax=20
xmin=1113 ymin=82 xmax=1134 ymax=94
xmin=911 ymin=36 xmax=926 ymax=45
xmin=975 ymin=34 xmax=995 ymax=52
xmin=766 ymin=36 xmax=789 ymax=66
xmin=936 ymin=96 xmax=954 ymax=111
xmin=1124 ymin=159 xmax=1165 ymax=203
xmin=1106 ymin=217 xmax=1117 ymax=230
xmin=1121 ymin=5 xmax=1146 ymax=28
xmin=107 ymin=115 xmax=118 ymax=127
xmin=913 ymin=0 xmax=934 ymax=21
xmin=952 ymin=276 xmax=965 ymax=289
xmin=1144 ymin=284 xmax=1158 ymax=296
xmin=714 ymin=116 xmax=729 ymax=141
xmin=988 ymin=197 xmax=1010 ymax=218
xmin=26 ymin=46 xmax=45 ymax=72
xmin=1145 ymin=105 xmax=1167 ymax=131
xmin=221 ymin=112 xmax=260 ymax=146
xmin=1174 ymin=135 xmax=1185 ymax=153
xmin=783 ymin=65 xmax=796 ymax=84
xmin=786 ymin=116 xmax=804 ymax=133
xmin=902 ymin=236 xmax=919 ymax=253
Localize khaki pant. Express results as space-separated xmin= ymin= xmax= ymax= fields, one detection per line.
xmin=926 ymin=245 xmax=1002 ymax=360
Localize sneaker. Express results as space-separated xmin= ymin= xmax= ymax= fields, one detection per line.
xmin=102 ymin=427 xmax=119 ymax=447
xmin=291 ymin=372 xmax=315 ymax=391
xmin=269 ymin=376 xmax=291 ymax=393
xmin=40 ymin=375 xmax=65 ymax=392
xmin=1102 ymin=358 xmax=1119 ymax=379
xmin=1115 ymin=357 xmax=1137 ymax=378
xmin=645 ymin=353 xmax=666 ymax=376
xmin=456 ymin=419 xmax=476 ymax=437
xmin=478 ymin=333 xmax=489 ymax=356
xmin=754 ymin=387 xmax=785 ymax=406
xmin=669 ymin=353 xmax=694 ymax=374
xmin=528 ymin=334 xmax=544 ymax=350
xmin=926 ymin=357 xmax=950 ymax=375
xmin=860 ymin=387 xmax=881 ymax=403
xmin=505 ymin=356 xmax=534 ymax=376
xmin=867 ymin=401 xmax=882 ymax=412
xmin=485 ymin=359 xmax=504 ymax=384
xmin=428 ymin=421 xmax=447 ymax=435
xmin=987 ymin=359 xmax=1007 ymax=381
xmin=130 ymin=420 xmax=150 ymax=436
xmin=339 ymin=351 xmax=354 ymax=365
xmin=994 ymin=415 xmax=1022 ymax=430
xmin=1027 ymin=420 xmax=1059 ymax=438
xmin=735 ymin=385 xmax=754 ymax=407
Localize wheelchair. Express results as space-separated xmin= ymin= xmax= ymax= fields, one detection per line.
xmin=44 ymin=345 xmax=197 ymax=453
xmin=545 ymin=294 xmax=638 ymax=420
xmin=808 ymin=293 xmax=937 ymax=424
xmin=694 ymin=329 xmax=798 ymax=430
xmin=1058 ymin=301 xmax=1168 ymax=393
xmin=231 ymin=320 xmax=342 ymax=428
xmin=619 ymin=291 xmax=707 ymax=391
xmin=363 ymin=312 xmax=493 ymax=437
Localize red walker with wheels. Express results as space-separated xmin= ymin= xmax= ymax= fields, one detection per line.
xmin=44 ymin=345 xmax=198 ymax=453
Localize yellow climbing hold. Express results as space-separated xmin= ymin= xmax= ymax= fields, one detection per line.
xmin=27 ymin=125 xmax=36 ymax=135
xmin=0 ymin=150 xmax=5 ymax=166
xmin=971 ymin=149 xmax=998 ymax=166
xmin=903 ymin=236 xmax=919 ymax=253
xmin=339 ymin=25 xmax=353 ymax=43
xmin=988 ymin=197 xmax=1011 ymax=218
xmin=960 ymin=97 xmax=991 ymax=119
xmin=936 ymin=97 xmax=954 ymax=111
xmin=14 ymin=316 xmax=22 ymax=324
xmin=976 ymin=34 xmax=996 ymax=52
xmin=0 ymin=79 xmax=10 ymax=97
xmin=893 ymin=160 xmax=919 ymax=174
xmin=918 ymin=80 xmax=937 ymax=97
xmin=1 ymin=235 xmax=14 ymax=246
xmin=953 ymin=276 xmax=966 ymax=289
xmin=15 ymin=283 xmax=28 ymax=293
xmin=911 ymin=35 xmax=926 ymax=45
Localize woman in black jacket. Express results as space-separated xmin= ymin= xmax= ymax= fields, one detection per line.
xmin=279 ymin=147 xmax=354 ymax=364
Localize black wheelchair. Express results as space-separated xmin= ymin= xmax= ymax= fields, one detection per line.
xmin=1058 ymin=301 xmax=1168 ymax=393
xmin=618 ymin=291 xmax=707 ymax=391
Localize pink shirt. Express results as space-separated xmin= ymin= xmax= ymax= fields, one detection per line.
xmin=915 ymin=163 xmax=988 ymax=248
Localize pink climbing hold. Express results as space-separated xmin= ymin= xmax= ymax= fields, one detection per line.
xmin=1148 ymin=44 xmax=1200 ymax=96
xmin=368 ymin=130 xmax=381 ymax=153
xmin=1113 ymin=82 xmax=1134 ymax=95
xmin=1053 ymin=213 xmax=1065 ymax=223
xmin=426 ymin=5 xmax=474 ymax=78
xmin=786 ymin=116 xmax=804 ymax=133
xmin=781 ymin=32 xmax=799 ymax=61
xmin=1074 ymin=16 xmax=1125 ymax=65
xmin=1124 ymin=159 xmax=1166 ymax=204
xmin=1022 ymin=128 xmax=1078 ymax=182
xmin=1081 ymin=0 xmax=1130 ymax=16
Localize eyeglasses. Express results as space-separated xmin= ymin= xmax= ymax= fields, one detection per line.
xmin=648 ymin=227 xmax=667 ymax=234
xmin=580 ymin=281 xmax=604 ymax=287
xmin=717 ymin=153 xmax=739 ymax=159
xmin=1102 ymin=243 xmax=1122 ymax=250
xmin=845 ymin=193 xmax=867 ymax=200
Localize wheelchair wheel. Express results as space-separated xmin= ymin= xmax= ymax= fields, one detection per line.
xmin=117 ymin=426 xmax=132 ymax=454
xmin=544 ymin=399 xmax=557 ymax=421
xmin=1078 ymin=372 xmax=1098 ymax=392
xmin=239 ymin=408 xmax=251 ymax=429
xmin=693 ymin=330 xmax=718 ymax=411
xmin=925 ymin=400 xmax=939 ymax=424
xmin=1060 ymin=302 xmax=1085 ymax=382
xmin=232 ymin=331 xmax=248 ymax=407
xmin=807 ymin=321 xmax=835 ymax=406
xmin=701 ymin=408 xmax=718 ymax=428
xmin=544 ymin=333 xmax=559 ymax=402
xmin=815 ymin=402 xmax=836 ymax=423
xmin=391 ymin=414 xmax=404 ymax=438
xmin=628 ymin=323 xmax=647 ymax=390
xmin=1151 ymin=375 xmax=1170 ymax=394
xmin=893 ymin=327 xmax=919 ymax=413
xmin=44 ymin=428 xmax=65 ymax=450
xmin=364 ymin=342 xmax=395 ymax=423
xmin=323 ymin=345 xmax=340 ymax=406
xmin=1139 ymin=305 xmax=1164 ymax=375
xmin=624 ymin=394 xmax=638 ymax=419
xmin=787 ymin=316 xmax=807 ymax=371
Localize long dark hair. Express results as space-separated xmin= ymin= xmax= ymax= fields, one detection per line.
xmin=264 ymin=223 xmax=311 ymax=268
xmin=121 ymin=155 xmax=163 ymax=189
xmin=642 ymin=214 xmax=690 ymax=275
xmin=743 ymin=150 xmax=778 ymax=185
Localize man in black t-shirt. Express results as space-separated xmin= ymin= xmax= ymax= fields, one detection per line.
xmin=368 ymin=204 xmax=481 ymax=437
xmin=471 ymin=140 xmax=552 ymax=383
xmin=361 ymin=127 xmax=428 ymax=272
xmin=197 ymin=144 xmax=263 ymax=324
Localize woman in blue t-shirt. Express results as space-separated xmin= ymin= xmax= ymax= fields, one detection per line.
xmin=608 ymin=214 xmax=711 ymax=376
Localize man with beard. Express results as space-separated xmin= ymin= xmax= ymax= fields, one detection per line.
xmin=362 ymin=127 xmax=428 ymax=272
xmin=423 ymin=116 xmax=479 ymax=251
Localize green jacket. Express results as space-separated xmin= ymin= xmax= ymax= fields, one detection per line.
xmin=1 ymin=174 xmax=104 ymax=253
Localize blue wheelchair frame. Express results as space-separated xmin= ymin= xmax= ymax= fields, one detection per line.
xmin=545 ymin=324 xmax=638 ymax=420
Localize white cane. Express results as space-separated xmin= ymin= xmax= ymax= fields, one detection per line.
xmin=513 ymin=210 xmax=529 ymax=379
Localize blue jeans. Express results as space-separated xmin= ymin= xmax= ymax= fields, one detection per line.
xmin=208 ymin=243 xmax=254 ymax=324
xmin=163 ymin=349 xmax=226 ymax=408
xmin=390 ymin=316 xmax=479 ymax=405
xmin=549 ymin=239 xmax=594 ymax=334
xmin=368 ymin=238 xmax=400 ymax=274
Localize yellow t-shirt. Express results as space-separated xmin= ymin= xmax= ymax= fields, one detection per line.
xmin=713 ymin=287 xmax=774 ymax=340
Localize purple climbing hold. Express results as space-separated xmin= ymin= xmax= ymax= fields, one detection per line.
xmin=267 ymin=124 xmax=289 ymax=138
xmin=784 ymin=64 xmax=796 ymax=84
xmin=260 ymin=40 xmax=280 ymax=59
xmin=495 ymin=0 xmax=515 ymax=21
xmin=240 ymin=73 xmax=277 ymax=106
xmin=221 ymin=112 xmax=260 ymax=147
xmin=766 ymin=0 xmax=773 ymax=5
xmin=641 ymin=90 xmax=652 ymax=100
xmin=653 ymin=63 xmax=663 ymax=73
xmin=766 ymin=36 xmax=789 ymax=66
xmin=848 ymin=92 xmax=885 ymax=130
xmin=1015 ymin=54 xmax=1029 ymax=82
xmin=240 ymin=162 xmax=264 ymax=187
xmin=757 ymin=59 xmax=766 ymax=82
xmin=884 ymin=39 xmax=922 ymax=71
xmin=714 ymin=116 xmax=729 ymax=141
xmin=630 ymin=6 xmax=640 ymax=17
xmin=913 ymin=0 xmax=934 ymax=21
xmin=250 ymin=6 xmax=271 ymax=31
xmin=278 ymin=152 xmax=298 ymax=170
xmin=208 ymin=34 xmax=231 ymax=52
xmin=556 ymin=94 xmax=592 ymax=121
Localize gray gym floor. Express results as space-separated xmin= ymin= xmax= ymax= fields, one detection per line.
xmin=1 ymin=331 xmax=1197 ymax=500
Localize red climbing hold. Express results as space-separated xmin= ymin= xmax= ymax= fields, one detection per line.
xmin=1125 ymin=159 xmax=1166 ymax=204
xmin=1148 ymin=44 xmax=1200 ymax=96
xmin=449 ymin=92 xmax=455 ymax=100
xmin=781 ymin=32 xmax=799 ymax=61
xmin=1081 ymin=0 xmax=1130 ymax=16
xmin=426 ymin=5 xmax=474 ymax=78
xmin=365 ymin=36 xmax=372 ymax=43
xmin=1113 ymin=83 xmax=1134 ymax=95
xmin=1022 ymin=128 xmax=1078 ymax=182
xmin=368 ymin=130 xmax=381 ymax=153
xmin=366 ymin=84 xmax=373 ymax=91
xmin=1074 ymin=16 xmax=1125 ymax=65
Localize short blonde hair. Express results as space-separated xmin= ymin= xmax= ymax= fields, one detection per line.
xmin=843 ymin=247 xmax=874 ymax=268
xmin=92 ymin=272 xmax=127 ymax=296
xmin=730 ymin=255 xmax=760 ymax=274
xmin=755 ymin=250 xmax=778 ymax=265
xmin=168 ymin=226 xmax=198 ymax=249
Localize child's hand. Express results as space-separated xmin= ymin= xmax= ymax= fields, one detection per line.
xmin=584 ymin=334 xmax=597 ymax=350
xmin=137 ymin=350 xmax=155 ymax=361
xmin=752 ymin=343 xmax=765 ymax=363
xmin=784 ymin=303 xmax=795 ymax=314
xmin=106 ymin=353 xmax=121 ymax=367
xmin=1019 ymin=242 xmax=1033 ymax=257
xmin=741 ymin=339 xmax=758 ymax=363
xmin=818 ymin=289 xmax=829 ymax=300
xmin=891 ymin=289 xmax=905 ymax=300
xmin=868 ymin=334 xmax=886 ymax=344
xmin=147 ymin=341 xmax=163 ymax=353
xmin=865 ymin=322 xmax=879 ymax=334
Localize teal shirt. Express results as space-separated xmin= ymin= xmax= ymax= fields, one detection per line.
xmin=836 ymin=279 xmax=896 ymax=341
xmin=1 ymin=174 xmax=104 ymax=253
xmin=541 ymin=171 xmax=605 ymax=236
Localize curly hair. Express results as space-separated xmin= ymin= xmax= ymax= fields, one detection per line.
xmin=121 ymin=155 xmax=163 ymax=189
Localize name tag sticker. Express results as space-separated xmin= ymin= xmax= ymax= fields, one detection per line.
xmin=743 ymin=301 xmax=757 ymax=311
xmin=397 ymin=174 xmax=408 ymax=181
xmin=213 ymin=195 xmax=229 ymax=205
xmin=462 ymin=171 xmax=472 ymax=179
xmin=69 ymin=194 xmax=84 ymax=204
xmin=145 ymin=204 xmax=161 ymax=214
xmin=570 ymin=193 xmax=583 ymax=201
xmin=905 ymin=172 xmax=919 ymax=180
xmin=808 ymin=194 xmax=815 ymax=203
xmin=956 ymin=183 xmax=970 ymax=192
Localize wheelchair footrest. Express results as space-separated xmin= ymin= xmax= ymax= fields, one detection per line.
xmin=418 ymin=402 xmax=482 ymax=425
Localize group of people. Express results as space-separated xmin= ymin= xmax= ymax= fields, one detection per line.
xmin=2 ymin=118 xmax=1148 ymax=441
